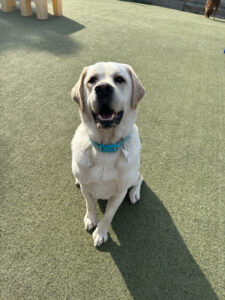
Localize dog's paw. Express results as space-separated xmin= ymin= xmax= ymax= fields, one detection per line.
xmin=84 ymin=214 xmax=97 ymax=231
xmin=92 ymin=227 xmax=108 ymax=247
xmin=128 ymin=186 xmax=140 ymax=204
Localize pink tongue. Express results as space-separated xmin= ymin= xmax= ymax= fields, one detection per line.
xmin=98 ymin=113 xmax=115 ymax=121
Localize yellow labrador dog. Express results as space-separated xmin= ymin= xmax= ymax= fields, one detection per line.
xmin=71 ymin=62 xmax=145 ymax=246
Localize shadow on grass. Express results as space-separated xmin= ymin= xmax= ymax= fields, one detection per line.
xmin=214 ymin=18 xmax=225 ymax=23
xmin=98 ymin=181 xmax=218 ymax=299
xmin=0 ymin=8 xmax=84 ymax=54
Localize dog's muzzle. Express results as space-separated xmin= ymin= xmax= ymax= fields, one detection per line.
xmin=92 ymin=83 xmax=123 ymax=128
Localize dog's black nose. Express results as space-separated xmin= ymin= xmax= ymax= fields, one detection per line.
xmin=95 ymin=84 xmax=113 ymax=99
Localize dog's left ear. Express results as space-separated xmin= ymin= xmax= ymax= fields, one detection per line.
xmin=71 ymin=67 xmax=87 ymax=111
xmin=126 ymin=65 xmax=145 ymax=109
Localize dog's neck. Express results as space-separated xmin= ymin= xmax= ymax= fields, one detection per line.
xmin=86 ymin=125 xmax=129 ymax=144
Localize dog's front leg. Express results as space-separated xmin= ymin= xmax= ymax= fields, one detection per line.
xmin=81 ymin=185 xmax=98 ymax=231
xmin=92 ymin=191 xmax=127 ymax=247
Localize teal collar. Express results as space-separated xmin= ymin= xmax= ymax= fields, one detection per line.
xmin=89 ymin=134 xmax=130 ymax=153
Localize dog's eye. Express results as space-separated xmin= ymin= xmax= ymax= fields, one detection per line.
xmin=88 ymin=76 xmax=97 ymax=84
xmin=114 ymin=76 xmax=125 ymax=84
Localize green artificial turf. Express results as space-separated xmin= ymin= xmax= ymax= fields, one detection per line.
xmin=0 ymin=0 xmax=225 ymax=299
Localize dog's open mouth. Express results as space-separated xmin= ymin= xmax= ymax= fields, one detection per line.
xmin=92 ymin=105 xmax=123 ymax=128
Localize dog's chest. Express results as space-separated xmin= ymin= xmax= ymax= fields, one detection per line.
xmin=72 ymin=132 xmax=140 ymax=199
xmin=91 ymin=151 xmax=119 ymax=182
xmin=84 ymin=150 xmax=137 ymax=199
xmin=79 ymin=153 xmax=119 ymax=198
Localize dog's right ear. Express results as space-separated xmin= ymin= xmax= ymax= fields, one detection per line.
xmin=71 ymin=68 xmax=87 ymax=111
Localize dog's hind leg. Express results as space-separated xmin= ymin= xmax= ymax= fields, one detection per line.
xmin=128 ymin=173 xmax=143 ymax=204
xmin=213 ymin=7 xmax=218 ymax=20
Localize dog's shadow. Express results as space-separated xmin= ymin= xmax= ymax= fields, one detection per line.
xmin=98 ymin=182 xmax=218 ymax=299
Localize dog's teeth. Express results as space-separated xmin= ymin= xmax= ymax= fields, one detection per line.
xmin=98 ymin=114 xmax=114 ymax=121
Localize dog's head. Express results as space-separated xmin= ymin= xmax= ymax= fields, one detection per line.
xmin=72 ymin=62 xmax=145 ymax=129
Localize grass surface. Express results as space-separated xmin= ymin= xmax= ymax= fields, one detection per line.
xmin=0 ymin=0 xmax=225 ymax=299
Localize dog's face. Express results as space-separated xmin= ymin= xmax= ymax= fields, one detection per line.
xmin=72 ymin=62 xmax=145 ymax=129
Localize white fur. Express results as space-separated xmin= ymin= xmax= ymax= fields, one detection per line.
xmin=71 ymin=62 xmax=145 ymax=246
